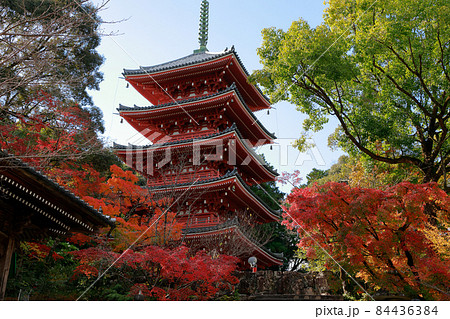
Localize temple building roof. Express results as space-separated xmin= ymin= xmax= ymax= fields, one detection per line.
xmin=0 ymin=151 xmax=115 ymax=240
xmin=147 ymin=169 xmax=281 ymax=223
xmin=123 ymin=50 xmax=232 ymax=75
xmin=184 ymin=217 xmax=283 ymax=267
xmin=113 ymin=123 xmax=278 ymax=183
xmin=123 ymin=47 xmax=270 ymax=111
xmin=118 ymin=84 xmax=276 ymax=144
xmin=117 ymin=0 xmax=281 ymax=268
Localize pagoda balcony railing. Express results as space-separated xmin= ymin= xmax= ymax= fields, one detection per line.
xmin=148 ymin=170 xmax=220 ymax=187
xmin=161 ymin=130 xmax=218 ymax=143
xmin=182 ymin=215 xmax=221 ymax=228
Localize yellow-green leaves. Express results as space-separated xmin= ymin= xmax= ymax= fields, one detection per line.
xmin=252 ymin=0 xmax=450 ymax=183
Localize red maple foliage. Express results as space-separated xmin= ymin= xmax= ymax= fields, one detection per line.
xmin=0 ymin=91 xmax=102 ymax=172
xmin=276 ymin=170 xmax=302 ymax=187
xmin=70 ymin=165 xmax=239 ymax=300
xmin=283 ymin=181 xmax=450 ymax=300
xmin=77 ymin=165 xmax=184 ymax=250
xmin=71 ymin=245 xmax=238 ymax=300
xmin=23 ymin=242 xmax=63 ymax=262
xmin=2 ymin=91 xmax=240 ymax=300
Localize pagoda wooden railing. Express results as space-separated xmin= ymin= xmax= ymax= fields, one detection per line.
xmin=180 ymin=214 xmax=221 ymax=229
xmin=163 ymin=130 xmax=218 ymax=143
xmin=148 ymin=169 xmax=220 ymax=187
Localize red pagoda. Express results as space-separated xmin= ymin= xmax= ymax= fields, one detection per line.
xmin=114 ymin=0 xmax=282 ymax=268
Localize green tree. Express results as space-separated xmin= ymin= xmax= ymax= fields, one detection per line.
xmin=251 ymin=180 xmax=284 ymax=211
xmin=0 ymin=0 xmax=104 ymax=116
xmin=0 ymin=0 xmax=109 ymax=172
xmin=251 ymin=0 xmax=450 ymax=184
xmin=251 ymin=165 xmax=301 ymax=270
xmin=306 ymin=167 xmax=329 ymax=186
xmin=306 ymin=154 xmax=422 ymax=188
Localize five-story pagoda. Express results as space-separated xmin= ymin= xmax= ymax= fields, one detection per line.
xmin=114 ymin=0 xmax=283 ymax=268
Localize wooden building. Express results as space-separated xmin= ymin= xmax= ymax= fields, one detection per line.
xmin=0 ymin=151 xmax=115 ymax=300
xmin=114 ymin=0 xmax=283 ymax=268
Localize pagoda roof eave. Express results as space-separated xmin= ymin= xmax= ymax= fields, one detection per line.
xmin=118 ymin=84 xmax=276 ymax=141
xmin=122 ymin=46 xmax=270 ymax=109
xmin=123 ymin=49 xmax=232 ymax=76
xmin=117 ymin=84 xmax=233 ymax=112
xmin=112 ymin=124 xmax=278 ymax=179
xmin=184 ymin=218 xmax=283 ymax=266
xmin=148 ymin=170 xmax=281 ymax=221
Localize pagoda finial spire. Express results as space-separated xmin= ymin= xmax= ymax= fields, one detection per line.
xmin=194 ymin=0 xmax=209 ymax=53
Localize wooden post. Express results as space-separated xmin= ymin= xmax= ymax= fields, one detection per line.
xmin=0 ymin=233 xmax=15 ymax=301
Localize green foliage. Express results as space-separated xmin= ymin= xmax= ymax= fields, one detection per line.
xmin=295 ymin=247 xmax=327 ymax=272
xmin=252 ymin=0 xmax=450 ymax=183
xmin=5 ymin=240 xmax=80 ymax=300
xmin=250 ymin=165 xmax=301 ymax=270
xmin=306 ymin=168 xmax=329 ymax=186
xmin=259 ymin=222 xmax=300 ymax=271
xmin=306 ymin=154 xmax=423 ymax=188
xmin=251 ymin=180 xmax=284 ymax=211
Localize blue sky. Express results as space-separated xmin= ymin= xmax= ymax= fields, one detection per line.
xmin=90 ymin=0 xmax=344 ymax=191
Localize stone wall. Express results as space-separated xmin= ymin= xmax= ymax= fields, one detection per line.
xmin=235 ymin=271 xmax=343 ymax=301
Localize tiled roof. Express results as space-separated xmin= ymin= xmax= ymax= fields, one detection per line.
xmin=112 ymin=123 xmax=278 ymax=177
xmin=113 ymin=123 xmax=238 ymax=149
xmin=122 ymin=46 xmax=270 ymax=104
xmin=183 ymin=217 xmax=284 ymax=260
xmin=118 ymin=84 xmax=276 ymax=140
xmin=123 ymin=47 xmax=235 ymax=76
xmin=0 ymin=150 xmax=115 ymax=228
xmin=118 ymin=84 xmax=235 ymax=112
xmin=146 ymin=169 xmax=281 ymax=219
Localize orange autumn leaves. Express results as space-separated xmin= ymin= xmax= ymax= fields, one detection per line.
xmin=80 ymin=165 xmax=183 ymax=250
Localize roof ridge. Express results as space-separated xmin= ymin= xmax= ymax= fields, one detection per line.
xmin=123 ymin=49 xmax=233 ymax=76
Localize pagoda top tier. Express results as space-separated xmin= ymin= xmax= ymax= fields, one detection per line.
xmin=123 ymin=47 xmax=270 ymax=111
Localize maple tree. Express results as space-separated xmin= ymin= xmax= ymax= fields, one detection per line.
xmin=422 ymin=219 xmax=450 ymax=262
xmin=0 ymin=0 xmax=108 ymax=178
xmin=0 ymin=1 xmax=239 ymax=301
xmin=283 ymin=181 xmax=450 ymax=300
xmin=79 ymin=164 xmax=184 ymax=249
xmin=6 ymin=161 xmax=239 ymax=300
xmin=0 ymin=90 xmax=109 ymax=171
xmin=65 ymin=164 xmax=238 ymax=301
xmin=305 ymin=154 xmax=423 ymax=189
xmin=71 ymin=245 xmax=239 ymax=301
xmin=2 ymin=100 xmax=240 ymax=300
